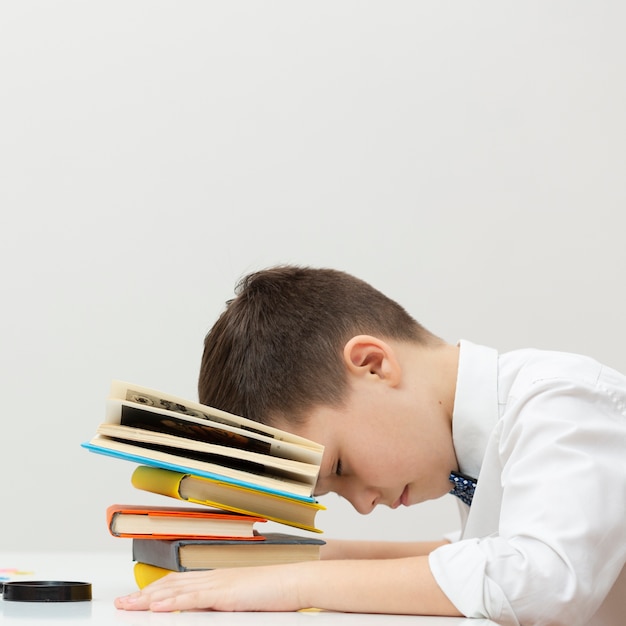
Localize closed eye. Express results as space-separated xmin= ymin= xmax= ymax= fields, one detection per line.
xmin=335 ymin=459 xmax=343 ymax=477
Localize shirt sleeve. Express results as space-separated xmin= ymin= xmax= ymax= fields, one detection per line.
xmin=429 ymin=367 xmax=626 ymax=626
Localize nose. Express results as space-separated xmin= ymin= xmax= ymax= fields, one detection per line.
xmin=339 ymin=483 xmax=380 ymax=515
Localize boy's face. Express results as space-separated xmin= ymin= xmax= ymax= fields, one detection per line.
xmin=276 ymin=344 xmax=458 ymax=514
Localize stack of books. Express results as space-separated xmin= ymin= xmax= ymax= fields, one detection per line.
xmin=82 ymin=381 xmax=326 ymax=588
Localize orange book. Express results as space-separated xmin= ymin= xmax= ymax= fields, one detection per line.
xmin=106 ymin=504 xmax=266 ymax=540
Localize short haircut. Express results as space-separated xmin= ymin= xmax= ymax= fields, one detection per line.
xmin=198 ymin=266 xmax=439 ymax=425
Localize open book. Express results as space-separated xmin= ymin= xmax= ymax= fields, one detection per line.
xmin=83 ymin=381 xmax=324 ymax=500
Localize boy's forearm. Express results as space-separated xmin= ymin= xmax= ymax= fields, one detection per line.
xmin=294 ymin=556 xmax=461 ymax=616
xmin=321 ymin=539 xmax=449 ymax=560
xmin=115 ymin=553 xmax=462 ymax=614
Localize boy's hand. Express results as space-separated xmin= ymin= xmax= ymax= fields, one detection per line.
xmin=115 ymin=557 xmax=460 ymax=616
xmin=115 ymin=565 xmax=306 ymax=612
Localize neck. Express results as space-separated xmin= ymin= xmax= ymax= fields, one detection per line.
xmin=411 ymin=340 xmax=460 ymax=424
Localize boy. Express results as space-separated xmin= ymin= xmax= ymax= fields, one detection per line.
xmin=115 ymin=266 xmax=625 ymax=625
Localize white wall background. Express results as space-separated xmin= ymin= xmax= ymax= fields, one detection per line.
xmin=1 ymin=1 xmax=624 ymax=553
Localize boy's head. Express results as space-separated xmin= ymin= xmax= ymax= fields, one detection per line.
xmin=198 ymin=265 xmax=441 ymax=425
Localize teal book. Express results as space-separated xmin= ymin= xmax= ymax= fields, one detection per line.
xmin=81 ymin=439 xmax=317 ymax=502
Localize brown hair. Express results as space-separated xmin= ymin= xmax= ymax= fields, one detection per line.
xmin=198 ymin=266 xmax=439 ymax=425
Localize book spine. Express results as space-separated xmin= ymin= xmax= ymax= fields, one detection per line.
xmin=131 ymin=466 xmax=185 ymax=500
xmin=132 ymin=539 xmax=184 ymax=571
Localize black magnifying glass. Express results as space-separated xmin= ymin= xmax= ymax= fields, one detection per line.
xmin=2 ymin=581 xmax=92 ymax=602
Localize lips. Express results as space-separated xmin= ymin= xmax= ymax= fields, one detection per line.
xmin=392 ymin=485 xmax=409 ymax=509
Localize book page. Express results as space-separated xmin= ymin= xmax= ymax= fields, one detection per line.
xmin=105 ymin=399 xmax=322 ymax=466
xmin=109 ymin=381 xmax=323 ymax=455
xmin=97 ymin=421 xmax=320 ymax=483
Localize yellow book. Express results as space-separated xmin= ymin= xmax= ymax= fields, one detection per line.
xmin=133 ymin=562 xmax=172 ymax=589
xmin=131 ymin=465 xmax=324 ymax=533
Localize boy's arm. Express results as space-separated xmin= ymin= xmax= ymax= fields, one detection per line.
xmin=321 ymin=538 xmax=449 ymax=560
xmin=115 ymin=556 xmax=462 ymax=615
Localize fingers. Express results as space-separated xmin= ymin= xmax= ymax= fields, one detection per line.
xmin=115 ymin=570 xmax=245 ymax=612
xmin=116 ymin=572 xmax=208 ymax=612
xmin=114 ymin=563 xmax=303 ymax=613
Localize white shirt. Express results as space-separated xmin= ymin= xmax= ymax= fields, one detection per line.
xmin=429 ymin=341 xmax=626 ymax=626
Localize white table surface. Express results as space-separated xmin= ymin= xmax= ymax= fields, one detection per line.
xmin=0 ymin=551 xmax=497 ymax=625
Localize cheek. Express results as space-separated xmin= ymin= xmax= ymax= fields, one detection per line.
xmin=356 ymin=450 xmax=414 ymax=485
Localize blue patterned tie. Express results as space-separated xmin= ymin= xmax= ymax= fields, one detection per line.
xmin=449 ymin=471 xmax=477 ymax=506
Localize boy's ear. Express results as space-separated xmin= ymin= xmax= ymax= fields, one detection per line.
xmin=342 ymin=335 xmax=402 ymax=386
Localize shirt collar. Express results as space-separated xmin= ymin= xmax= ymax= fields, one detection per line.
xmin=452 ymin=340 xmax=500 ymax=480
